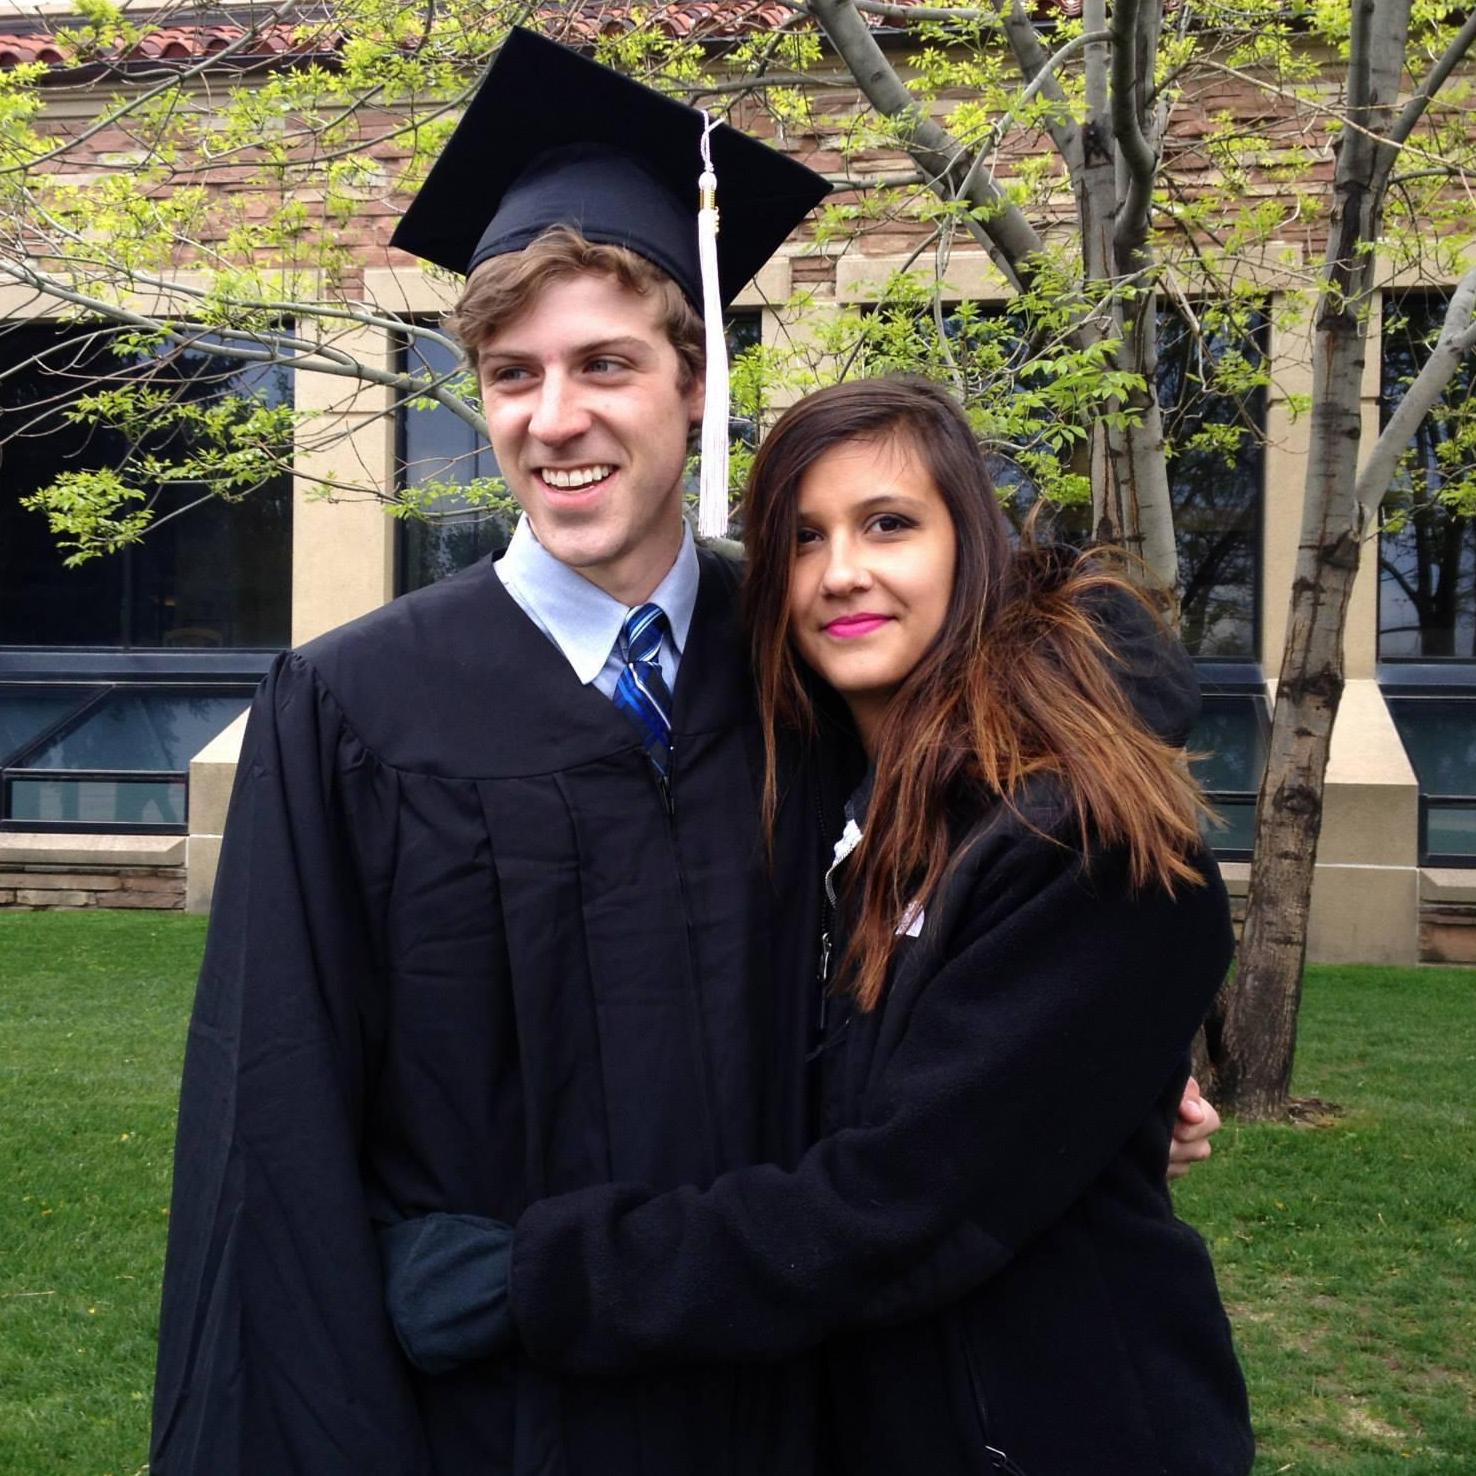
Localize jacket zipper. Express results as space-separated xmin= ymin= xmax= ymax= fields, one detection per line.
xmin=808 ymin=821 xmax=855 ymax=1062
xmin=959 ymin=1322 xmax=1031 ymax=1475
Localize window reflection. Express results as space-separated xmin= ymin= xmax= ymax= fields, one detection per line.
xmin=1386 ymin=696 xmax=1476 ymax=861
xmin=1379 ymin=297 xmax=1476 ymax=660
xmin=0 ymin=323 xmax=292 ymax=649
xmin=0 ymin=683 xmax=250 ymax=830
xmin=1187 ymin=692 xmax=1268 ymax=856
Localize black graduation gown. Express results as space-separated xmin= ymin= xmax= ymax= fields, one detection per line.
xmin=149 ymin=550 xmax=826 ymax=1476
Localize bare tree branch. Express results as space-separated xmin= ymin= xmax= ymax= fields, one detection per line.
xmin=999 ymin=0 xmax=1084 ymax=179
xmin=0 ymin=262 xmax=488 ymax=435
xmin=1387 ymin=9 xmax=1476 ymax=150
xmin=1355 ymin=262 xmax=1476 ymax=521
xmin=1110 ymin=0 xmax=1157 ymax=271
xmin=807 ymin=0 xmax=1045 ymax=292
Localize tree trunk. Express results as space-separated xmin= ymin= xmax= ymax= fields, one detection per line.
xmin=1211 ymin=0 xmax=1412 ymax=1119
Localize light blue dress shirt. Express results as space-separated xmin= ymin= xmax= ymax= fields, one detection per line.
xmin=494 ymin=516 xmax=699 ymax=699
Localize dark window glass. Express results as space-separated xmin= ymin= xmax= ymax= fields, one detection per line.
xmin=1187 ymin=691 xmax=1268 ymax=856
xmin=397 ymin=333 xmax=507 ymax=593
xmin=0 ymin=324 xmax=292 ymax=649
xmin=1386 ymin=696 xmax=1476 ymax=861
xmin=8 ymin=777 xmax=186 ymax=827
xmin=1379 ymin=297 xmax=1476 ymax=660
xmin=19 ymin=690 xmax=249 ymax=772
xmin=1159 ymin=309 xmax=1264 ymax=658
xmin=0 ymin=687 xmax=90 ymax=764
xmin=396 ymin=313 xmax=763 ymax=593
xmin=0 ymin=682 xmax=250 ymax=830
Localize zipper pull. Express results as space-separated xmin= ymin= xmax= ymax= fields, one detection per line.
xmin=986 ymin=1446 xmax=1030 ymax=1475
xmin=817 ymin=931 xmax=832 ymax=986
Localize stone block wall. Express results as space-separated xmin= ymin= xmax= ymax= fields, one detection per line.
xmin=0 ymin=835 xmax=189 ymax=912
xmin=0 ymin=863 xmax=185 ymax=910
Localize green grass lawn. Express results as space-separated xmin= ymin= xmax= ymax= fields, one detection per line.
xmin=1 ymin=913 xmax=1473 ymax=1476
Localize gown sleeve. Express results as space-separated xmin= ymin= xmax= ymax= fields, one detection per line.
xmin=503 ymin=819 xmax=1233 ymax=1374
xmin=150 ymin=653 xmax=428 ymax=1475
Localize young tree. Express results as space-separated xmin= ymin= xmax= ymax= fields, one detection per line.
xmin=5 ymin=0 xmax=1475 ymax=1116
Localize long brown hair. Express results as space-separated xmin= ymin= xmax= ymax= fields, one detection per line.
xmin=743 ymin=376 xmax=1207 ymax=1011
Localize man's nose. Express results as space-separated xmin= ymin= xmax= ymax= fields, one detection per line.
xmin=528 ymin=373 xmax=591 ymax=444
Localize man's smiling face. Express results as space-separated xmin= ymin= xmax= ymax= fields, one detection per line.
xmin=477 ymin=272 xmax=704 ymax=606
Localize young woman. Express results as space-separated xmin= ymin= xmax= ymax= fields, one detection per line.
xmin=382 ymin=377 xmax=1254 ymax=1474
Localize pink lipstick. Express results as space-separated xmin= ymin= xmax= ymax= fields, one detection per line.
xmin=825 ymin=614 xmax=891 ymax=639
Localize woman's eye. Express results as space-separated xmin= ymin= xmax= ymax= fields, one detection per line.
xmin=871 ymin=513 xmax=911 ymax=534
xmin=795 ymin=527 xmax=820 ymax=547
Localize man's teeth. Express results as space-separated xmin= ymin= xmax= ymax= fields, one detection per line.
xmin=542 ymin=465 xmax=614 ymax=489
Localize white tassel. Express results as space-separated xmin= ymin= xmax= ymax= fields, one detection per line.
xmin=696 ymin=113 xmax=730 ymax=539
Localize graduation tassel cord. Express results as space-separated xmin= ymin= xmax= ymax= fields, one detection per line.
xmin=696 ymin=112 xmax=731 ymax=541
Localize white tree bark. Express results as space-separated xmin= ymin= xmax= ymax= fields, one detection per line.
xmin=1218 ymin=0 xmax=1417 ymax=1118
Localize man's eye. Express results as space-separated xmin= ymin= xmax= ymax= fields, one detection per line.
xmin=587 ymin=357 xmax=625 ymax=375
xmin=486 ymin=365 xmax=529 ymax=385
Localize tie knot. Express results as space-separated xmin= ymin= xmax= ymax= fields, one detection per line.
xmin=620 ymin=603 xmax=668 ymax=666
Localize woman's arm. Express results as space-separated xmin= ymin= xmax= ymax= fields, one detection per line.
xmin=386 ymin=825 xmax=1233 ymax=1375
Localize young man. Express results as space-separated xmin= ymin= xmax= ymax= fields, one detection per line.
xmin=151 ymin=29 xmax=1218 ymax=1475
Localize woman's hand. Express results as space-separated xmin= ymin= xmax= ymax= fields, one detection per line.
xmin=1168 ymin=1076 xmax=1221 ymax=1181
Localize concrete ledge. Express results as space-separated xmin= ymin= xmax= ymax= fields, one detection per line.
xmin=1422 ymin=867 xmax=1476 ymax=904
xmin=0 ymin=833 xmax=186 ymax=867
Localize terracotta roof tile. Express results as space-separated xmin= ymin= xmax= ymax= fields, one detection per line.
xmin=0 ymin=3 xmax=1085 ymax=70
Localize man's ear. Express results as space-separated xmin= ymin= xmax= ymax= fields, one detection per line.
xmin=686 ymin=371 xmax=706 ymax=426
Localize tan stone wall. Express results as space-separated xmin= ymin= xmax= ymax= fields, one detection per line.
xmin=0 ymin=864 xmax=185 ymax=910
xmin=0 ymin=835 xmax=188 ymax=911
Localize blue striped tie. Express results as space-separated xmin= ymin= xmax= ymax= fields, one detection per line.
xmin=612 ymin=603 xmax=673 ymax=779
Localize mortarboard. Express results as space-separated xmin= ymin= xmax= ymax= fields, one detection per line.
xmin=391 ymin=27 xmax=831 ymax=535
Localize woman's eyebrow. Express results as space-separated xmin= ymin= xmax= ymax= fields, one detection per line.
xmin=848 ymin=493 xmax=931 ymax=515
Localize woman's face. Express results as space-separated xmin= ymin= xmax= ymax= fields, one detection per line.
xmin=788 ymin=434 xmax=957 ymax=749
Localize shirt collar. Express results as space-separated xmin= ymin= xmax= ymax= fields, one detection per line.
xmin=498 ymin=516 xmax=700 ymax=686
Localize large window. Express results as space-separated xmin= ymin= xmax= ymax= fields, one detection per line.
xmin=1379 ymin=295 xmax=1476 ymax=661
xmin=396 ymin=332 xmax=508 ymax=594
xmin=1158 ymin=307 xmax=1265 ymax=659
xmin=0 ymin=324 xmax=293 ymax=649
xmin=0 ymin=681 xmax=253 ymax=831
xmin=1186 ymin=679 xmax=1269 ymax=858
xmin=0 ymin=324 xmax=287 ymax=831
xmin=395 ymin=313 xmax=764 ymax=593
xmin=1385 ymin=695 xmax=1476 ymax=863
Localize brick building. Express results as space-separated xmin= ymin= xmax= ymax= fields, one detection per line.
xmin=1 ymin=7 xmax=1473 ymax=961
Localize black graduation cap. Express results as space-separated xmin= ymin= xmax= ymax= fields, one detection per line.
xmin=390 ymin=26 xmax=831 ymax=311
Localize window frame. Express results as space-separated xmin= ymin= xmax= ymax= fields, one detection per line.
xmin=0 ymin=653 xmax=270 ymax=835
xmin=1379 ymin=667 xmax=1476 ymax=866
xmin=1192 ymin=661 xmax=1270 ymax=862
xmin=1376 ymin=291 xmax=1476 ymax=667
